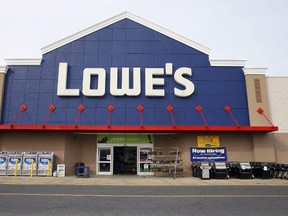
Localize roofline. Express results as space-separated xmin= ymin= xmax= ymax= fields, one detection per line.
xmin=243 ymin=68 xmax=267 ymax=75
xmin=5 ymin=58 xmax=42 ymax=66
xmin=266 ymin=76 xmax=288 ymax=78
xmin=41 ymin=11 xmax=211 ymax=55
xmin=209 ymin=59 xmax=247 ymax=67
xmin=0 ymin=66 xmax=8 ymax=74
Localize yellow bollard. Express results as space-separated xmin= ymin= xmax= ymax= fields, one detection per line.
xmin=30 ymin=160 xmax=34 ymax=177
xmin=14 ymin=159 xmax=18 ymax=176
xmin=47 ymin=160 xmax=51 ymax=177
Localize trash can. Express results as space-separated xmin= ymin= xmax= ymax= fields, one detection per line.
xmin=200 ymin=162 xmax=211 ymax=179
xmin=239 ymin=162 xmax=253 ymax=179
xmin=37 ymin=152 xmax=54 ymax=176
xmin=22 ymin=152 xmax=38 ymax=176
xmin=0 ymin=152 xmax=7 ymax=176
xmin=212 ymin=162 xmax=229 ymax=179
xmin=7 ymin=152 xmax=23 ymax=176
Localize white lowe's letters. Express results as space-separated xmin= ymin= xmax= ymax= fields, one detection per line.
xmin=110 ymin=67 xmax=141 ymax=96
xmin=56 ymin=63 xmax=195 ymax=97
xmin=174 ymin=67 xmax=195 ymax=97
xmin=82 ymin=68 xmax=106 ymax=96
xmin=57 ymin=63 xmax=80 ymax=96
xmin=145 ymin=68 xmax=165 ymax=97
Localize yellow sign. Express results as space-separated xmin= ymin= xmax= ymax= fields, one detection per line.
xmin=197 ymin=136 xmax=220 ymax=148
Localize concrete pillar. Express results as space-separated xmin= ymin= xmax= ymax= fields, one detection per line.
xmin=244 ymin=68 xmax=276 ymax=162
xmin=243 ymin=68 xmax=272 ymax=126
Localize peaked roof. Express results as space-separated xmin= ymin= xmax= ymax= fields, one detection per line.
xmin=41 ymin=11 xmax=210 ymax=55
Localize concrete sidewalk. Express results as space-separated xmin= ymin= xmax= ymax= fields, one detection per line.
xmin=0 ymin=175 xmax=287 ymax=186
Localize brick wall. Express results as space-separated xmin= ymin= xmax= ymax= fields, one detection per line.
xmin=267 ymin=77 xmax=288 ymax=163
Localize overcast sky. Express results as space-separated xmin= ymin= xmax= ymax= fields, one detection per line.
xmin=0 ymin=0 xmax=287 ymax=76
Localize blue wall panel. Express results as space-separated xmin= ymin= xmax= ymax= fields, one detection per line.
xmin=1 ymin=18 xmax=250 ymax=127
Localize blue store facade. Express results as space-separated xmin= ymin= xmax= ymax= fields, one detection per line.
xmin=0 ymin=12 xmax=277 ymax=176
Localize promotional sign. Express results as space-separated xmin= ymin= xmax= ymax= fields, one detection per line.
xmin=197 ymin=136 xmax=220 ymax=148
xmin=7 ymin=152 xmax=23 ymax=176
xmin=57 ymin=164 xmax=65 ymax=177
xmin=22 ymin=152 xmax=38 ymax=176
xmin=190 ymin=147 xmax=227 ymax=162
xmin=0 ymin=152 xmax=7 ymax=175
xmin=37 ymin=152 xmax=53 ymax=176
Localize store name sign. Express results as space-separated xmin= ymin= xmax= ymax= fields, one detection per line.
xmin=57 ymin=62 xmax=195 ymax=97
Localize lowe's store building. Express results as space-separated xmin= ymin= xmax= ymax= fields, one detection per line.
xmin=0 ymin=12 xmax=287 ymax=176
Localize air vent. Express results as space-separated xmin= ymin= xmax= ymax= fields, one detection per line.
xmin=254 ymin=79 xmax=262 ymax=103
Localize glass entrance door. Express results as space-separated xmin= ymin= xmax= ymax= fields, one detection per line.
xmin=137 ymin=146 xmax=154 ymax=176
xmin=114 ymin=146 xmax=137 ymax=175
xmin=97 ymin=146 xmax=113 ymax=175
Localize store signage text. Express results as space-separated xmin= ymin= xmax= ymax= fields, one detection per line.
xmin=190 ymin=148 xmax=227 ymax=162
xmin=57 ymin=62 xmax=195 ymax=97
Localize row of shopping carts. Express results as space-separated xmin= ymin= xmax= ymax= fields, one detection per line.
xmin=191 ymin=161 xmax=288 ymax=180
xmin=262 ymin=163 xmax=288 ymax=179
xmin=0 ymin=151 xmax=54 ymax=176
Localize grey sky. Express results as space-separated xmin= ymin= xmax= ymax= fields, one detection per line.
xmin=0 ymin=0 xmax=287 ymax=76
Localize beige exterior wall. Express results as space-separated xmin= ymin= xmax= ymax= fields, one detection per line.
xmin=81 ymin=135 xmax=97 ymax=175
xmin=0 ymin=132 xmax=66 ymax=171
xmin=0 ymin=132 xmax=97 ymax=175
xmin=155 ymin=133 xmax=254 ymax=176
xmin=0 ymin=131 xmax=254 ymax=176
xmin=244 ymin=73 xmax=277 ymax=164
xmin=273 ymin=133 xmax=288 ymax=164
xmin=266 ymin=77 xmax=288 ymax=132
xmin=245 ymin=74 xmax=272 ymax=126
xmin=252 ymin=133 xmax=276 ymax=162
xmin=266 ymin=77 xmax=288 ymax=164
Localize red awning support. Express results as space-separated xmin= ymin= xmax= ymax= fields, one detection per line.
xmin=166 ymin=105 xmax=176 ymax=127
xmin=195 ymin=105 xmax=208 ymax=127
xmin=10 ymin=104 xmax=27 ymax=127
xmin=42 ymin=104 xmax=56 ymax=127
xmin=75 ymin=104 xmax=85 ymax=127
xmin=107 ymin=104 xmax=115 ymax=128
xmin=224 ymin=105 xmax=240 ymax=127
xmin=257 ymin=108 xmax=275 ymax=127
xmin=137 ymin=105 xmax=144 ymax=127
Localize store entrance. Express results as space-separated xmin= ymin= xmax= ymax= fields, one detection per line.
xmin=113 ymin=147 xmax=137 ymax=175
